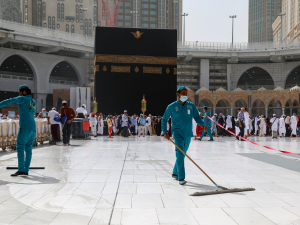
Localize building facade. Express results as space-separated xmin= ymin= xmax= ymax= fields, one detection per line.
xmin=273 ymin=0 xmax=300 ymax=41
xmin=249 ymin=0 xmax=282 ymax=42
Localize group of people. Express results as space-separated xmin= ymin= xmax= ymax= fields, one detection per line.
xmin=89 ymin=111 xmax=164 ymax=138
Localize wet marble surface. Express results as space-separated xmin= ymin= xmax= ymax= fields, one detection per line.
xmin=0 ymin=135 xmax=300 ymax=225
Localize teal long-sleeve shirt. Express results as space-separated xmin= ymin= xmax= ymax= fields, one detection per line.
xmin=0 ymin=95 xmax=36 ymax=131
xmin=162 ymin=100 xmax=205 ymax=137
xmin=204 ymin=111 xmax=211 ymax=126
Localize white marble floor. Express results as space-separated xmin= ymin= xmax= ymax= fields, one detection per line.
xmin=0 ymin=135 xmax=300 ymax=225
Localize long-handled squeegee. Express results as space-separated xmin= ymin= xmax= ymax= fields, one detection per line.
xmin=169 ymin=139 xmax=255 ymax=196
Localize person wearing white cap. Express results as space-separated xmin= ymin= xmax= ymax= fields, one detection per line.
xmin=279 ymin=115 xmax=286 ymax=138
xmin=76 ymin=104 xmax=88 ymax=118
xmin=145 ymin=114 xmax=152 ymax=136
xmin=48 ymin=107 xmax=60 ymax=145
xmin=211 ymin=113 xmax=218 ymax=136
xmin=270 ymin=114 xmax=279 ymax=139
xmin=290 ymin=113 xmax=298 ymax=137
xmin=60 ymin=100 xmax=76 ymax=145
xmin=122 ymin=110 xmax=128 ymax=138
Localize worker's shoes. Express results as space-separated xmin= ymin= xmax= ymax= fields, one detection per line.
xmin=11 ymin=171 xmax=28 ymax=176
xmin=179 ymin=179 xmax=187 ymax=185
xmin=172 ymin=174 xmax=178 ymax=180
xmin=199 ymin=139 xmax=202 ymax=141
xmin=208 ymin=139 xmax=214 ymax=141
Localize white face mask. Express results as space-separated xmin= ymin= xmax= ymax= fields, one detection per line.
xmin=179 ymin=95 xmax=188 ymax=102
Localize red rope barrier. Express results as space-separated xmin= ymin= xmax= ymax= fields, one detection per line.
xmin=206 ymin=115 xmax=300 ymax=156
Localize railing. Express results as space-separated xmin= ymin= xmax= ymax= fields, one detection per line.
xmin=0 ymin=74 xmax=34 ymax=81
xmin=0 ymin=19 xmax=94 ymax=47
xmin=178 ymin=39 xmax=300 ymax=51
xmin=49 ymin=79 xmax=78 ymax=85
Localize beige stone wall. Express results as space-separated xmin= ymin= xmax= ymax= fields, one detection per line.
xmin=53 ymin=89 xmax=70 ymax=108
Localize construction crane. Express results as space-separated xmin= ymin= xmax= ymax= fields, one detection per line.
xmin=100 ymin=0 xmax=122 ymax=27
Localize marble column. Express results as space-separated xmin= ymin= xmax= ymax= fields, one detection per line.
xmin=282 ymin=107 xmax=285 ymax=115
xmin=265 ymin=107 xmax=268 ymax=117
xmin=213 ymin=107 xmax=216 ymax=114
xmin=230 ymin=108 xmax=233 ymax=116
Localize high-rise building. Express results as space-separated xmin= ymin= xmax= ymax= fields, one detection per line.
xmin=273 ymin=0 xmax=300 ymax=42
xmin=248 ymin=0 xmax=282 ymax=42
xmin=0 ymin=0 xmax=98 ymax=36
xmin=98 ymin=0 xmax=182 ymax=41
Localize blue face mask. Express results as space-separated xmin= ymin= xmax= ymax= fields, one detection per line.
xmin=179 ymin=95 xmax=188 ymax=102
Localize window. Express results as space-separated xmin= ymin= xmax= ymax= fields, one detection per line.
xmin=150 ymin=0 xmax=157 ymax=2
xmin=25 ymin=0 xmax=28 ymax=23
xmin=85 ymin=19 xmax=88 ymax=35
xmin=43 ymin=23 xmax=47 ymax=27
xmin=80 ymin=5 xmax=83 ymax=22
xmin=66 ymin=24 xmax=69 ymax=32
xmin=76 ymin=5 xmax=79 ymax=22
xmin=125 ymin=2 xmax=132 ymax=7
xmin=142 ymin=4 xmax=149 ymax=8
xmin=150 ymin=17 xmax=157 ymax=22
xmin=48 ymin=16 xmax=51 ymax=28
xmin=57 ymin=3 xmax=60 ymax=21
xmin=150 ymin=24 xmax=157 ymax=28
xmin=150 ymin=4 xmax=157 ymax=9
xmin=125 ymin=15 xmax=132 ymax=20
xmin=71 ymin=25 xmax=75 ymax=33
xmin=142 ymin=23 xmax=149 ymax=28
xmin=125 ymin=9 xmax=131 ymax=13
xmin=71 ymin=19 xmax=74 ymax=22
xmin=80 ymin=25 xmax=84 ymax=30
xmin=89 ymin=19 xmax=92 ymax=36
xmin=117 ymin=22 xmax=124 ymax=26
xmin=94 ymin=0 xmax=97 ymax=3
xmin=38 ymin=4 xmax=41 ymax=26
xmin=125 ymin=22 xmax=132 ymax=26
xmin=42 ymin=2 xmax=46 ymax=20
xmin=80 ymin=0 xmax=82 ymax=2
xmin=142 ymin=10 xmax=149 ymax=14
xmin=94 ymin=6 xmax=97 ymax=23
xmin=52 ymin=17 xmax=55 ymax=30
xmin=61 ymin=4 xmax=64 ymax=21
xmin=57 ymin=24 xmax=60 ymax=28
xmin=150 ymin=11 xmax=157 ymax=15
xmin=118 ymin=15 xmax=123 ymax=19
xmin=93 ymin=26 xmax=96 ymax=30
xmin=142 ymin=17 xmax=149 ymax=21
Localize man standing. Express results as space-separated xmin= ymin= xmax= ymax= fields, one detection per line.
xmin=60 ymin=100 xmax=76 ymax=145
xmin=211 ymin=113 xmax=218 ymax=136
xmin=244 ymin=108 xmax=250 ymax=139
xmin=97 ymin=113 xmax=104 ymax=136
xmin=48 ymin=107 xmax=60 ymax=145
xmin=131 ymin=114 xmax=137 ymax=136
xmin=236 ymin=108 xmax=245 ymax=141
xmin=0 ymin=84 xmax=36 ymax=176
xmin=76 ymin=104 xmax=88 ymax=118
xmin=89 ymin=114 xmax=98 ymax=137
xmin=270 ymin=114 xmax=279 ymax=139
xmin=122 ymin=110 xmax=128 ymax=138
xmin=138 ymin=114 xmax=146 ymax=137
xmin=162 ymin=86 xmax=206 ymax=185
xmin=145 ymin=114 xmax=152 ymax=136
xmin=199 ymin=106 xmax=213 ymax=141
xmin=290 ymin=113 xmax=298 ymax=137
xmin=279 ymin=115 xmax=286 ymax=138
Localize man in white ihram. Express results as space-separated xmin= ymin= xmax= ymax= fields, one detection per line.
xmin=290 ymin=113 xmax=298 ymax=137
xmin=279 ymin=115 xmax=286 ymax=138
xmin=76 ymin=104 xmax=88 ymax=118
xmin=270 ymin=114 xmax=279 ymax=139
xmin=243 ymin=108 xmax=250 ymax=139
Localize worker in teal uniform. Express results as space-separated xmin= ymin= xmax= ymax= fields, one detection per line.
xmin=162 ymin=86 xmax=207 ymax=185
xmin=0 ymin=85 xmax=36 ymax=176
xmin=199 ymin=106 xmax=214 ymax=141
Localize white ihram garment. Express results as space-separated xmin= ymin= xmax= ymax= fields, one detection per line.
xmin=97 ymin=117 xmax=104 ymax=135
xmin=279 ymin=117 xmax=286 ymax=136
xmin=290 ymin=116 xmax=297 ymax=135
xmin=90 ymin=117 xmax=97 ymax=136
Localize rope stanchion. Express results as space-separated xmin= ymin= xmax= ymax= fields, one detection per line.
xmin=207 ymin=116 xmax=300 ymax=156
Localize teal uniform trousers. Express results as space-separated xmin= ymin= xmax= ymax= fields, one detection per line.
xmin=162 ymin=100 xmax=205 ymax=181
xmin=0 ymin=95 xmax=36 ymax=172
xmin=200 ymin=111 xmax=213 ymax=140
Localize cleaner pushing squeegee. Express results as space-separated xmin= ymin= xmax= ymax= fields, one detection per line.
xmin=162 ymin=86 xmax=255 ymax=195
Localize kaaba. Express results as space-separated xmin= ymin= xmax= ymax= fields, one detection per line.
xmin=94 ymin=27 xmax=177 ymax=116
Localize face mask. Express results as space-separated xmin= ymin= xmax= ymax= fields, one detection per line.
xmin=179 ymin=95 xmax=188 ymax=102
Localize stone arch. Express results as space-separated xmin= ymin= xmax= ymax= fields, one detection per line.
xmin=285 ymin=65 xmax=300 ymax=89
xmin=215 ymin=99 xmax=230 ymax=115
xmin=199 ymin=98 xmax=213 ymax=108
xmin=268 ymin=98 xmax=282 ymax=118
xmin=0 ymin=54 xmax=38 ymax=92
xmin=46 ymin=59 xmax=82 ymax=88
xmin=216 ymin=99 xmax=230 ymax=107
xmin=237 ymin=67 xmax=274 ymax=90
xmin=251 ymin=99 xmax=265 ymax=117
xmin=285 ymin=98 xmax=299 ymax=115
xmin=233 ymin=99 xmax=247 ymax=108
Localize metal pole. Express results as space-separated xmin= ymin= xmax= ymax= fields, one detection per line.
xmin=183 ymin=15 xmax=185 ymax=44
xmin=232 ymin=17 xmax=234 ymax=44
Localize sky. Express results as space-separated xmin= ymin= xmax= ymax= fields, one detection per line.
xmin=183 ymin=0 xmax=249 ymax=43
